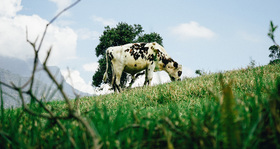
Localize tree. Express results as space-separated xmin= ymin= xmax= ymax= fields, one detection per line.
xmin=269 ymin=45 xmax=280 ymax=61
xmin=268 ymin=21 xmax=280 ymax=64
xmin=136 ymin=32 xmax=163 ymax=45
xmin=92 ymin=22 xmax=163 ymax=87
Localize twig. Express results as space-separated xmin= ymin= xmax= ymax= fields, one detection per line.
xmin=0 ymin=0 xmax=103 ymax=148
xmin=42 ymin=48 xmax=73 ymax=112
xmin=35 ymin=1 xmax=101 ymax=147
xmin=65 ymin=67 xmax=81 ymax=112
xmin=37 ymin=0 xmax=81 ymax=52
xmin=0 ymin=130 xmax=13 ymax=144
xmin=9 ymin=80 xmax=78 ymax=147
xmin=115 ymin=124 xmax=144 ymax=135
xmin=41 ymin=48 xmax=102 ymax=147
xmin=72 ymin=112 xmax=102 ymax=148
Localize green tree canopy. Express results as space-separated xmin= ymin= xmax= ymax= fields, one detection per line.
xmin=268 ymin=21 xmax=280 ymax=65
xmin=92 ymin=22 xmax=163 ymax=87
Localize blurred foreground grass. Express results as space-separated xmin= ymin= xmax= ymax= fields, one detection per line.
xmin=1 ymin=64 xmax=280 ymax=148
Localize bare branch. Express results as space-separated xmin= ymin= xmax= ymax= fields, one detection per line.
xmin=43 ymin=64 xmax=73 ymax=112
xmin=65 ymin=68 xmax=81 ymax=112
xmin=72 ymin=112 xmax=102 ymax=148
xmin=1 ymin=0 xmax=103 ymax=148
xmin=37 ymin=0 xmax=81 ymax=52
xmin=49 ymin=0 xmax=81 ymax=24
xmin=0 ymin=131 xmax=12 ymax=143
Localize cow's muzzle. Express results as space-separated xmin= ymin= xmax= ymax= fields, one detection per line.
xmin=170 ymin=76 xmax=181 ymax=81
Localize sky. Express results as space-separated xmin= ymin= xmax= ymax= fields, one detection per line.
xmin=0 ymin=0 xmax=280 ymax=94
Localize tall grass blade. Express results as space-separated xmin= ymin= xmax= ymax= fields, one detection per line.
xmin=219 ymin=74 xmax=240 ymax=148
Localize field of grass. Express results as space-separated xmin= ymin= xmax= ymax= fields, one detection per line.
xmin=1 ymin=64 xmax=280 ymax=148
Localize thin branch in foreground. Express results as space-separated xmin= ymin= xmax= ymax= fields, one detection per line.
xmin=37 ymin=0 xmax=81 ymax=52
xmin=65 ymin=67 xmax=81 ymax=112
xmin=0 ymin=0 xmax=102 ymax=148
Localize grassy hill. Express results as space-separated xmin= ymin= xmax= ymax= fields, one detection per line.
xmin=1 ymin=64 xmax=280 ymax=148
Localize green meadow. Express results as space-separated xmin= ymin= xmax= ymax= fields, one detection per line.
xmin=1 ymin=64 xmax=280 ymax=148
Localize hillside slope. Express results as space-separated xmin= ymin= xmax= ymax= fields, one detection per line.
xmin=0 ymin=57 xmax=92 ymax=108
xmin=1 ymin=64 xmax=280 ymax=148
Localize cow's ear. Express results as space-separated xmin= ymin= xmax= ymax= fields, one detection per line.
xmin=173 ymin=62 xmax=178 ymax=69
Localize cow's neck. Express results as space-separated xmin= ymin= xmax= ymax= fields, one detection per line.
xmin=155 ymin=61 xmax=165 ymax=71
xmin=152 ymin=46 xmax=171 ymax=72
xmin=155 ymin=55 xmax=170 ymax=72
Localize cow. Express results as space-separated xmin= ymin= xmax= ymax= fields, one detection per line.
xmin=103 ymin=42 xmax=182 ymax=92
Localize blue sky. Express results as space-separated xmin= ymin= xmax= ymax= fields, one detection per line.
xmin=1 ymin=0 xmax=280 ymax=94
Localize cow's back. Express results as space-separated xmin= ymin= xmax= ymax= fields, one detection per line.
xmin=106 ymin=42 xmax=167 ymax=75
xmin=122 ymin=43 xmax=151 ymax=74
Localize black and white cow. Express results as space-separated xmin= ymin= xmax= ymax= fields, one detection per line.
xmin=103 ymin=42 xmax=182 ymax=92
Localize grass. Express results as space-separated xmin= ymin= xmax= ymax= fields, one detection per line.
xmin=1 ymin=64 xmax=280 ymax=148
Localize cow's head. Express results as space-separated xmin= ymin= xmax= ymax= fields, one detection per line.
xmin=165 ymin=61 xmax=182 ymax=81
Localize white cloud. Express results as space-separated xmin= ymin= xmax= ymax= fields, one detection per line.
xmin=61 ymin=69 xmax=95 ymax=94
xmin=170 ymin=21 xmax=216 ymax=39
xmin=0 ymin=0 xmax=90 ymax=95
xmin=0 ymin=11 xmax=78 ymax=66
xmin=92 ymin=15 xmax=117 ymax=26
xmin=76 ymin=28 xmax=100 ymax=40
xmin=83 ymin=62 xmax=99 ymax=72
xmin=45 ymin=25 xmax=78 ymax=65
xmin=0 ymin=0 xmax=22 ymax=17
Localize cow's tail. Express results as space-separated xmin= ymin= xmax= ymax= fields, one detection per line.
xmin=103 ymin=49 xmax=109 ymax=82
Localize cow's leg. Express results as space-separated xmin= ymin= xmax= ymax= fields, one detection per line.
xmin=144 ymin=70 xmax=148 ymax=86
xmin=112 ymin=64 xmax=123 ymax=93
xmin=128 ymin=71 xmax=145 ymax=88
xmin=112 ymin=74 xmax=117 ymax=92
xmin=144 ymin=65 xmax=155 ymax=86
xmin=111 ymin=65 xmax=117 ymax=92
xmin=128 ymin=75 xmax=136 ymax=88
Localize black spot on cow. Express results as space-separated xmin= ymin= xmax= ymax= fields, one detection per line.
xmin=147 ymin=54 xmax=154 ymax=61
xmin=173 ymin=62 xmax=178 ymax=69
xmin=129 ymin=43 xmax=149 ymax=61
xmin=134 ymin=64 xmax=137 ymax=67
xmin=141 ymin=53 xmax=145 ymax=59
xmin=155 ymin=50 xmax=175 ymax=68
xmin=133 ymin=53 xmax=140 ymax=60
xmin=162 ymin=57 xmax=174 ymax=68
xmin=125 ymin=49 xmax=129 ymax=52
xmin=156 ymin=50 xmax=164 ymax=61
xmin=133 ymin=43 xmax=140 ymax=49
xmin=108 ymin=52 xmax=114 ymax=61
xmin=178 ymin=71 xmax=182 ymax=77
xmin=140 ymin=43 xmax=149 ymax=54
xmin=140 ymin=42 xmax=146 ymax=47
